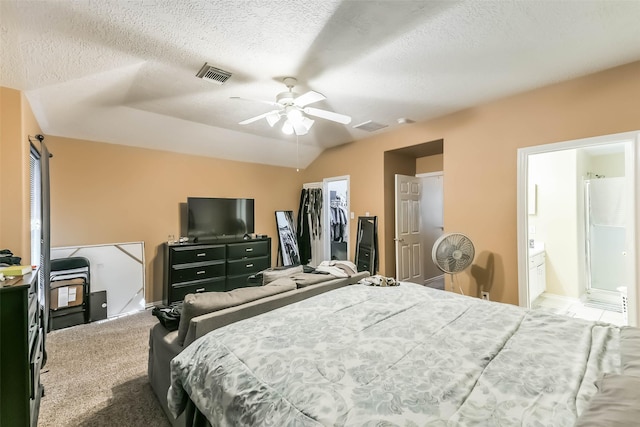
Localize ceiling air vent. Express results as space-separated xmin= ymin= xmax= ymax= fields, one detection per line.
xmin=196 ymin=63 xmax=232 ymax=85
xmin=353 ymin=120 xmax=388 ymax=132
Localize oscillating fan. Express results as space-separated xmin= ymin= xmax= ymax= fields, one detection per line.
xmin=432 ymin=233 xmax=475 ymax=294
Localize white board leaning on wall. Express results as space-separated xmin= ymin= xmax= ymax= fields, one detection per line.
xmin=51 ymin=242 xmax=145 ymax=318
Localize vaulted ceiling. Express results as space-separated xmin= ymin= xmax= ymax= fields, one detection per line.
xmin=2 ymin=1 xmax=640 ymax=168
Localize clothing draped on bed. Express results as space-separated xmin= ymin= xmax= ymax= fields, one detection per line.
xmin=168 ymin=283 xmax=620 ymax=426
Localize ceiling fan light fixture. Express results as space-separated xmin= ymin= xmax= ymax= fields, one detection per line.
xmin=282 ymin=120 xmax=294 ymax=135
xmin=292 ymin=120 xmax=310 ymax=136
xmin=301 ymin=117 xmax=314 ymax=130
xmin=285 ymin=107 xmax=303 ymax=124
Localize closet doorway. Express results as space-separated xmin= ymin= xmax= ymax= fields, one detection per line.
xmin=324 ymin=176 xmax=350 ymax=261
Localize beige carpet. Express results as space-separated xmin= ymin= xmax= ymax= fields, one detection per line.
xmin=38 ymin=309 xmax=171 ymax=427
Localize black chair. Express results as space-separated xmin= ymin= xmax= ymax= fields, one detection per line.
xmin=49 ymin=257 xmax=90 ymax=330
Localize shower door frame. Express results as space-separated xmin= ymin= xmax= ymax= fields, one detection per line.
xmin=584 ymin=177 xmax=628 ymax=306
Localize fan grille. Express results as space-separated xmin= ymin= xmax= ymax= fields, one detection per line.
xmin=432 ymin=233 xmax=475 ymax=274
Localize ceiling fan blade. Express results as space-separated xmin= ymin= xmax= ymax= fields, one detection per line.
xmin=265 ymin=112 xmax=282 ymax=127
xmin=293 ymin=90 xmax=326 ymax=108
xmin=303 ymin=107 xmax=352 ymax=124
xmin=239 ymin=110 xmax=281 ymax=125
xmin=230 ymin=96 xmax=279 ymax=107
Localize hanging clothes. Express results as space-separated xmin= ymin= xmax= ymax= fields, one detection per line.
xmin=330 ymin=206 xmax=347 ymax=242
xmin=297 ymin=188 xmax=323 ymax=265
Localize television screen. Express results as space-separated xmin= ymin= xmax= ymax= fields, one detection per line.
xmin=187 ymin=197 xmax=255 ymax=238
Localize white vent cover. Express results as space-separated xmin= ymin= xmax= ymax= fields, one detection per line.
xmin=353 ymin=120 xmax=388 ymax=132
xmin=196 ymin=63 xmax=232 ymax=85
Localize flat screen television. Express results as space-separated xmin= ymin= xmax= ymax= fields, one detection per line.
xmin=187 ymin=197 xmax=255 ymax=239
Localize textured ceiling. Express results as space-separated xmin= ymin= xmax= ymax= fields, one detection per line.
xmin=2 ymin=1 xmax=640 ymax=168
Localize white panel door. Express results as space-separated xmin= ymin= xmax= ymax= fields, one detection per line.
xmin=395 ymin=174 xmax=424 ymax=283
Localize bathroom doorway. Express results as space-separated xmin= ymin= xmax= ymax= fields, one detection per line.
xmin=517 ymin=131 xmax=639 ymax=326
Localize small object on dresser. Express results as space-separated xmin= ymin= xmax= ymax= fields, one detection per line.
xmin=0 ymin=264 xmax=32 ymax=276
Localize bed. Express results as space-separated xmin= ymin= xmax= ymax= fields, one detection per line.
xmin=167 ymin=282 xmax=639 ymax=426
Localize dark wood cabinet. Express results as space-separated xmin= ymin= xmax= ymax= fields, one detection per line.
xmin=164 ymin=237 xmax=271 ymax=305
xmin=0 ymin=272 xmax=44 ymax=427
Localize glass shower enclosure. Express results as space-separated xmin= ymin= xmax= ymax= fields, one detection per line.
xmin=584 ymin=177 xmax=628 ymax=316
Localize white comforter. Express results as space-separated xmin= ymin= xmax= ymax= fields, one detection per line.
xmin=168 ymin=282 xmax=620 ymax=426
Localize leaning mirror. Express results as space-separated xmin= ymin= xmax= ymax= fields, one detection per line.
xmin=275 ymin=210 xmax=300 ymax=266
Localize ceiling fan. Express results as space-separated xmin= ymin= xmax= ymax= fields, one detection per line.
xmin=232 ymin=77 xmax=351 ymax=136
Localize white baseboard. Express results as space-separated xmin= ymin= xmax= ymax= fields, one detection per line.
xmin=146 ymin=300 xmax=163 ymax=309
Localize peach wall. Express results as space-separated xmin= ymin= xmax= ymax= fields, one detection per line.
xmin=304 ymin=60 xmax=640 ymax=305
xmin=45 ymin=136 xmax=304 ymax=303
xmin=4 ymin=60 xmax=640 ymax=307
xmin=416 ymin=154 xmax=443 ymax=174
xmin=0 ymin=87 xmax=41 ymax=261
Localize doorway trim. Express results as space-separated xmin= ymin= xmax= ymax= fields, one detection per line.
xmin=323 ymin=175 xmax=350 ymax=261
xmin=416 ymin=171 xmax=445 ymax=287
xmin=517 ymin=130 xmax=639 ymax=326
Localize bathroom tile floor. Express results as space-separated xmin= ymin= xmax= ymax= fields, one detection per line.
xmin=532 ymin=292 xmax=627 ymax=326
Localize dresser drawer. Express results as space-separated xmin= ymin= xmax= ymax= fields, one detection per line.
xmin=171 ymin=278 xmax=226 ymax=301
xmin=356 ymin=246 xmax=373 ymax=272
xmin=171 ymin=261 xmax=225 ymax=284
xmin=226 ymin=274 xmax=259 ymax=290
xmin=28 ymin=322 xmax=39 ymax=361
xmin=30 ymin=329 xmax=42 ymax=399
xmin=227 ymin=240 xmax=269 ymax=259
xmin=28 ymin=291 xmax=38 ymax=326
xmin=171 ymin=244 xmax=225 ymax=264
xmin=529 ymin=252 xmax=545 ymax=268
xmin=226 ymin=255 xmax=270 ymax=276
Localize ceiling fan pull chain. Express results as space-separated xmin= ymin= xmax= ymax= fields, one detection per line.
xmin=296 ymin=133 xmax=300 ymax=172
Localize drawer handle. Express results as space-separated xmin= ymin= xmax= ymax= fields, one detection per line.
xmin=246 ymin=263 xmax=254 ymax=268
xmin=196 ymin=270 xmax=206 ymax=275
xmin=245 ymin=248 xmax=253 ymax=252
xmin=196 ymin=253 xmax=206 ymax=257
xmin=195 ymin=288 xmax=205 ymax=292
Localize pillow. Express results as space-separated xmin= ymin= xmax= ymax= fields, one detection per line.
xmin=620 ymin=327 xmax=640 ymax=376
xmin=575 ymin=374 xmax=640 ymax=427
xmin=176 ymin=279 xmax=297 ymax=345
xmin=261 ymin=265 xmax=304 ymax=285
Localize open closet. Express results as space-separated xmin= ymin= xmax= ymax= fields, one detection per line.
xmin=299 ymin=176 xmax=350 ymax=266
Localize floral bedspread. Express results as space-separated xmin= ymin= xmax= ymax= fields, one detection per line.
xmin=168 ymin=282 xmax=620 ymax=426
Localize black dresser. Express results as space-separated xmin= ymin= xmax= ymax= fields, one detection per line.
xmin=0 ymin=271 xmax=44 ymax=427
xmin=163 ymin=237 xmax=271 ymax=305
